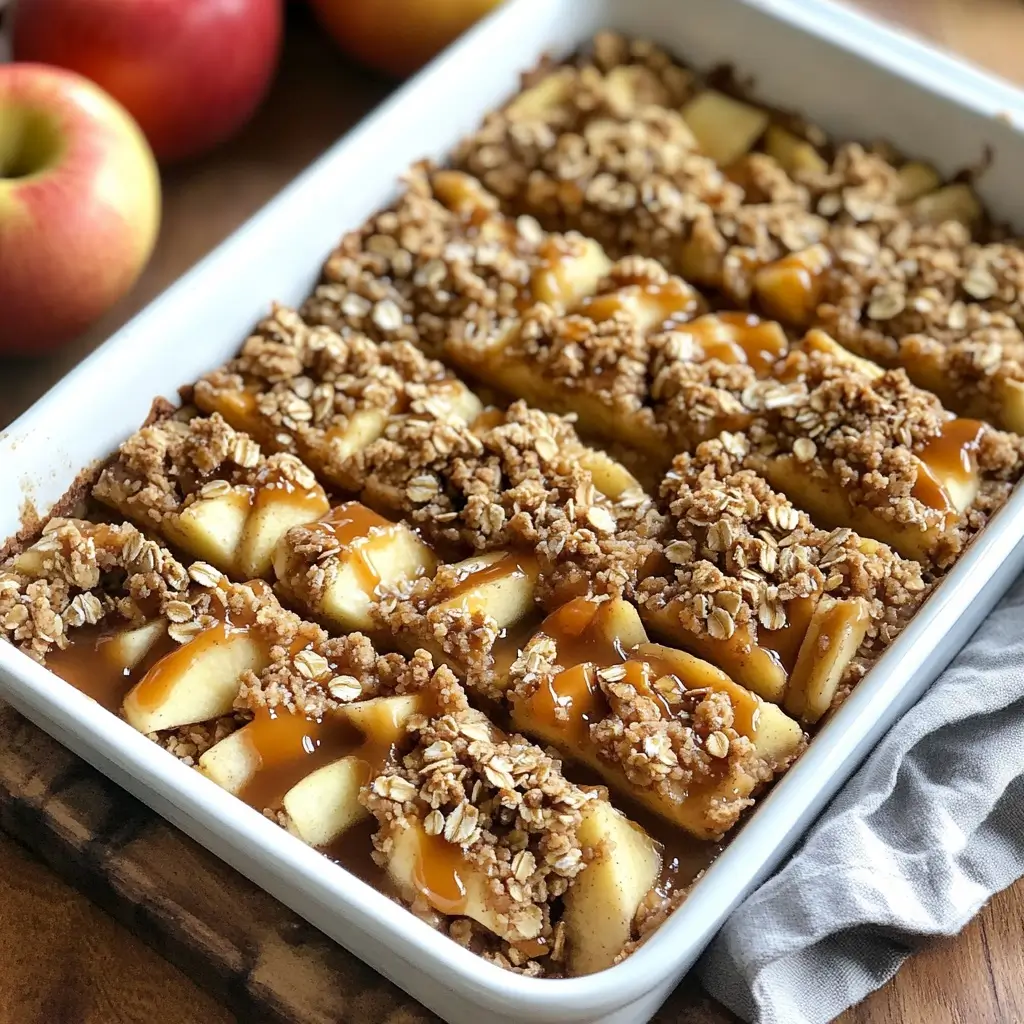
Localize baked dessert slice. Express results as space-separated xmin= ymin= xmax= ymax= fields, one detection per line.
xmin=745 ymin=347 xmax=1024 ymax=567
xmin=93 ymin=412 xmax=330 ymax=579
xmin=202 ymin=636 xmax=456 ymax=849
xmin=506 ymin=596 xmax=804 ymax=838
xmin=193 ymin=304 xmax=484 ymax=491
xmin=300 ymin=166 xmax=611 ymax=358
xmin=636 ymin=440 xmax=930 ymax=723
xmin=807 ymin=224 xmax=1024 ymax=433
xmin=276 ymin=401 xmax=664 ymax=624
xmin=365 ymin=680 xmax=662 ymax=977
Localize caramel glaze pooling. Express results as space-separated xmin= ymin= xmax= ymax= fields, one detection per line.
xmin=46 ymin=624 xmax=178 ymax=712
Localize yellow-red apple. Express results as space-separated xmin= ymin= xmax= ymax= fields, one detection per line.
xmin=11 ymin=0 xmax=283 ymax=163
xmin=0 ymin=64 xmax=160 ymax=353
xmin=310 ymin=0 xmax=502 ymax=79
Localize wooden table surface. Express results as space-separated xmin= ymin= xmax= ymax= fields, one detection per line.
xmin=2 ymin=3 xmax=1024 ymax=1022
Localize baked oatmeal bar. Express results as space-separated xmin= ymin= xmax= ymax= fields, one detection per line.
xmin=637 ymin=439 xmax=930 ymax=722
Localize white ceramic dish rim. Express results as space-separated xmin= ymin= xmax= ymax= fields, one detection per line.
xmin=2 ymin=0 xmax=1024 ymax=1019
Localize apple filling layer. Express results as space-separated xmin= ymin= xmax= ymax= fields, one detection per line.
xmin=636 ymin=440 xmax=929 ymax=722
xmin=94 ymin=412 xmax=330 ymax=579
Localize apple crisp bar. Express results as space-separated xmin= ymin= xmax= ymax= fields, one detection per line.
xmin=5 ymin=28 xmax=1024 ymax=980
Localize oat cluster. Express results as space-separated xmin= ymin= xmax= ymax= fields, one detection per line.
xmin=194 ymin=304 xmax=474 ymax=490
xmin=93 ymin=412 xmax=320 ymax=525
xmin=0 ymin=519 xmax=189 ymax=661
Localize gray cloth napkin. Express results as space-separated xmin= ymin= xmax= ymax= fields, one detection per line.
xmin=698 ymin=575 xmax=1024 ymax=1024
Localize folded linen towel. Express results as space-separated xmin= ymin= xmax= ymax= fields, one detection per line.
xmin=698 ymin=575 xmax=1024 ymax=1024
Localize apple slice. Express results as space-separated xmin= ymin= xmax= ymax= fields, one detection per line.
xmin=274 ymin=502 xmax=437 ymax=631
xmin=561 ymin=799 xmax=661 ymax=976
xmin=123 ymin=623 xmax=269 ymax=734
xmin=636 ymin=643 xmax=803 ymax=766
xmin=530 ymin=237 xmax=612 ymax=307
xmin=237 ymin=482 xmax=330 ymax=580
xmin=895 ymin=161 xmax=942 ymax=204
xmin=504 ymin=67 xmax=576 ymax=120
xmin=338 ymin=691 xmax=428 ymax=746
xmin=578 ymin=450 xmax=646 ymax=502
xmin=680 ymin=90 xmax=769 ymax=166
xmin=384 ymin=822 xmax=500 ymax=927
xmin=760 ymin=454 xmax=949 ymax=564
xmin=325 ymin=408 xmax=390 ymax=461
xmin=800 ymin=329 xmax=885 ymax=380
xmin=784 ymin=596 xmax=871 ymax=723
xmin=169 ymin=487 xmax=252 ymax=574
xmin=763 ymin=125 xmax=827 ymax=177
xmin=105 ymin=618 xmax=168 ymax=671
xmin=640 ymin=601 xmax=789 ymax=704
xmin=753 ymin=244 xmax=831 ymax=327
xmin=282 ymin=756 xmax=371 ymax=847
xmin=198 ymin=726 xmax=260 ymax=794
xmin=910 ymin=183 xmax=982 ymax=227
xmin=435 ymin=552 xmax=540 ymax=625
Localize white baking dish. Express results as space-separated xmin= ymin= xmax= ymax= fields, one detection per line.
xmin=4 ymin=1 xmax=1024 ymax=1021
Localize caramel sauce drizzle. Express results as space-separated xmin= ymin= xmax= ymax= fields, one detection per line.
xmin=238 ymin=707 xmax=363 ymax=811
xmin=680 ymin=312 xmax=788 ymax=375
xmin=919 ymin=418 xmax=985 ymax=481
xmin=577 ymin=280 xmax=701 ymax=333
xmin=46 ymin=623 xmax=177 ymax=712
xmin=413 ymin=829 xmax=469 ymax=915
xmin=443 ymin=553 xmax=531 ymax=613
xmin=313 ymin=502 xmax=394 ymax=595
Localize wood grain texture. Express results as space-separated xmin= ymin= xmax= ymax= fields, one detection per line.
xmin=1 ymin=4 xmax=1023 ymax=1024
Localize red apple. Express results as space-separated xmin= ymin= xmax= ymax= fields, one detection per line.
xmin=310 ymin=0 xmax=502 ymax=79
xmin=0 ymin=64 xmax=161 ymax=353
xmin=11 ymin=0 xmax=283 ymax=163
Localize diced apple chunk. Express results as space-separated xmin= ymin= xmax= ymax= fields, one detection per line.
xmin=238 ymin=489 xmax=330 ymax=580
xmin=170 ymin=488 xmax=252 ymax=574
xmin=681 ymin=90 xmax=769 ymax=166
xmin=578 ymin=450 xmax=645 ymax=501
xmin=754 ymin=245 xmax=831 ymax=327
xmin=801 ymin=329 xmax=884 ymax=380
xmin=505 ymin=68 xmax=577 ymax=120
xmin=764 ymin=125 xmax=827 ymax=177
xmin=910 ymin=183 xmax=982 ymax=227
xmin=274 ymin=508 xmax=436 ymax=632
xmin=198 ymin=726 xmax=261 ymax=794
xmin=105 ymin=619 xmax=168 ymax=671
xmin=561 ymin=800 xmax=661 ymax=975
xmin=784 ymin=597 xmax=870 ymax=723
xmin=282 ymin=756 xmax=370 ymax=847
xmin=385 ymin=824 xmax=499 ymax=930
xmin=531 ymin=238 xmax=612 ymax=306
xmin=896 ymin=161 xmax=942 ymax=203
xmin=436 ymin=552 xmax=540 ymax=627
xmin=338 ymin=692 xmax=428 ymax=747
xmin=326 ymin=408 xmax=390 ymax=461
xmin=123 ymin=626 xmax=269 ymax=734
xmin=996 ymin=379 xmax=1024 ymax=435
